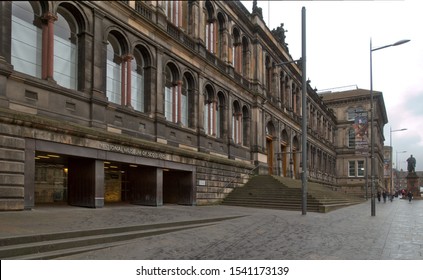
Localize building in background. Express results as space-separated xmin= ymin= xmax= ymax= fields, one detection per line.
xmin=0 ymin=1 xmax=383 ymax=211
xmin=320 ymin=88 xmax=388 ymax=197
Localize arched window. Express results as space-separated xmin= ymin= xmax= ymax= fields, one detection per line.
xmin=164 ymin=64 xmax=179 ymax=123
xmin=11 ymin=1 xmax=42 ymax=78
xmin=232 ymin=28 xmax=241 ymax=72
xmin=181 ymin=76 xmax=189 ymax=127
xmin=106 ymin=34 xmax=122 ymax=105
xmin=54 ymin=7 xmax=78 ymax=89
xmin=131 ymin=48 xmax=145 ymax=112
xmin=232 ymin=101 xmax=241 ymax=144
xmin=182 ymin=72 xmax=196 ymax=128
xmin=217 ymin=13 xmax=226 ymax=59
xmin=242 ymin=36 xmax=249 ymax=77
xmin=205 ymin=1 xmax=215 ymax=53
xmin=204 ymin=85 xmax=215 ymax=135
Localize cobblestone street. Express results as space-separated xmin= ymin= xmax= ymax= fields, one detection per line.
xmin=2 ymin=197 xmax=420 ymax=260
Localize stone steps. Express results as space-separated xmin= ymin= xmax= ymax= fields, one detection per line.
xmin=222 ymin=175 xmax=364 ymax=212
xmin=0 ymin=216 xmax=240 ymax=259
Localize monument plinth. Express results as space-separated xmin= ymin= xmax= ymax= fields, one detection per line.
xmin=405 ymin=155 xmax=421 ymax=199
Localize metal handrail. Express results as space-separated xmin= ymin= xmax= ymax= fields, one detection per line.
xmin=222 ymin=164 xmax=260 ymax=190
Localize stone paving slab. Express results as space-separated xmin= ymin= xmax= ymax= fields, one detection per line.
xmin=1 ymin=198 xmax=422 ymax=260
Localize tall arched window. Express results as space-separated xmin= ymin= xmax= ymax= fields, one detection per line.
xmin=54 ymin=7 xmax=78 ymax=89
xmin=242 ymin=36 xmax=249 ymax=77
xmin=204 ymin=85 xmax=215 ymax=135
xmin=232 ymin=101 xmax=241 ymax=144
xmin=106 ymin=34 xmax=122 ymax=105
xmin=217 ymin=13 xmax=226 ymax=59
xmin=181 ymin=76 xmax=189 ymax=127
xmin=131 ymin=48 xmax=145 ymax=112
xmin=164 ymin=64 xmax=179 ymax=123
xmin=232 ymin=28 xmax=241 ymax=72
xmin=205 ymin=1 xmax=215 ymax=53
xmin=11 ymin=1 xmax=42 ymax=78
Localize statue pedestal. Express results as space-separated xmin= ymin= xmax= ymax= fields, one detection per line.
xmin=406 ymin=172 xmax=421 ymax=199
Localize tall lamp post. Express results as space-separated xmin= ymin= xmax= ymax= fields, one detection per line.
xmin=370 ymin=38 xmax=410 ymax=216
xmin=274 ymin=7 xmax=307 ymax=215
xmin=390 ymin=127 xmax=407 ymax=194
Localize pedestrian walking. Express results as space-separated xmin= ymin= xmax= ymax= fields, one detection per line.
xmin=382 ymin=191 xmax=387 ymax=203
xmin=407 ymin=191 xmax=413 ymax=203
xmin=390 ymin=193 xmax=394 ymax=202
xmin=377 ymin=191 xmax=381 ymax=202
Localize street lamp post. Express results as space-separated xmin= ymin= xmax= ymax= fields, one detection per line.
xmin=300 ymin=7 xmax=307 ymax=215
xmin=390 ymin=127 xmax=407 ymax=194
xmin=274 ymin=7 xmax=307 ymax=215
xmin=370 ymin=38 xmax=410 ymax=216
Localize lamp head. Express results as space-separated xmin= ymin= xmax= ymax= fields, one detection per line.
xmin=393 ymin=39 xmax=410 ymax=46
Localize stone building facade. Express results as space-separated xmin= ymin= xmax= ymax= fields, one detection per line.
xmin=320 ymin=88 xmax=388 ymax=197
xmin=1 ymin=1 xmax=344 ymax=211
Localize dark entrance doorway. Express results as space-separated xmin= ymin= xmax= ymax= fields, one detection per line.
xmin=163 ymin=170 xmax=194 ymax=205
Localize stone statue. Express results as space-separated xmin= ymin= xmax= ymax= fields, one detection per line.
xmin=406 ymin=154 xmax=416 ymax=173
xmin=271 ymin=23 xmax=289 ymax=50
xmin=252 ymin=0 xmax=263 ymax=19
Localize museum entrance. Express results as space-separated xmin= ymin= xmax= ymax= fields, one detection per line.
xmin=33 ymin=151 xmax=194 ymax=207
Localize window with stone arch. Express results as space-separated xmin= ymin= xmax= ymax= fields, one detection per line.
xmin=232 ymin=101 xmax=242 ymax=144
xmin=11 ymin=1 xmax=43 ymax=78
xmin=54 ymin=5 xmax=79 ymax=90
xmin=164 ymin=63 xmax=180 ymax=123
xmin=203 ymin=84 xmax=215 ymax=136
xmin=232 ymin=27 xmax=241 ymax=72
xmin=241 ymin=36 xmax=249 ymax=77
xmin=205 ymin=0 xmax=215 ymax=54
xmin=106 ymin=33 xmax=124 ymax=105
xmin=181 ymin=72 xmax=195 ymax=128
xmin=216 ymin=12 xmax=226 ymax=60
xmin=131 ymin=47 xmax=146 ymax=112
xmin=11 ymin=2 xmax=85 ymax=90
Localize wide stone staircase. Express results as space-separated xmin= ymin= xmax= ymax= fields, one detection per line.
xmin=221 ymin=175 xmax=364 ymax=213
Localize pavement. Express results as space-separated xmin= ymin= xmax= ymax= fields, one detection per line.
xmin=1 ymin=197 xmax=423 ymax=260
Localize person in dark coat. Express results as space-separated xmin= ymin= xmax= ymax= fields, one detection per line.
xmin=377 ymin=191 xmax=381 ymax=202
xmin=382 ymin=191 xmax=387 ymax=203
xmin=407 ymin=191 xmax=413 ymax=203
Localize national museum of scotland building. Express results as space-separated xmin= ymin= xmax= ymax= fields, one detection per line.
xmin=0 ymin=1 xmax=387 ymax=211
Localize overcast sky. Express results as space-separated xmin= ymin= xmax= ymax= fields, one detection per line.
xmin=242 ymin=0 xmax=423 ymax=171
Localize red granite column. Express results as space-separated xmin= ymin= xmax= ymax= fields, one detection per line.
xmin=42 ymin=13 xmax=57 ymax=80
xmin=125 ymin=55 xmax=133 ymax=107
